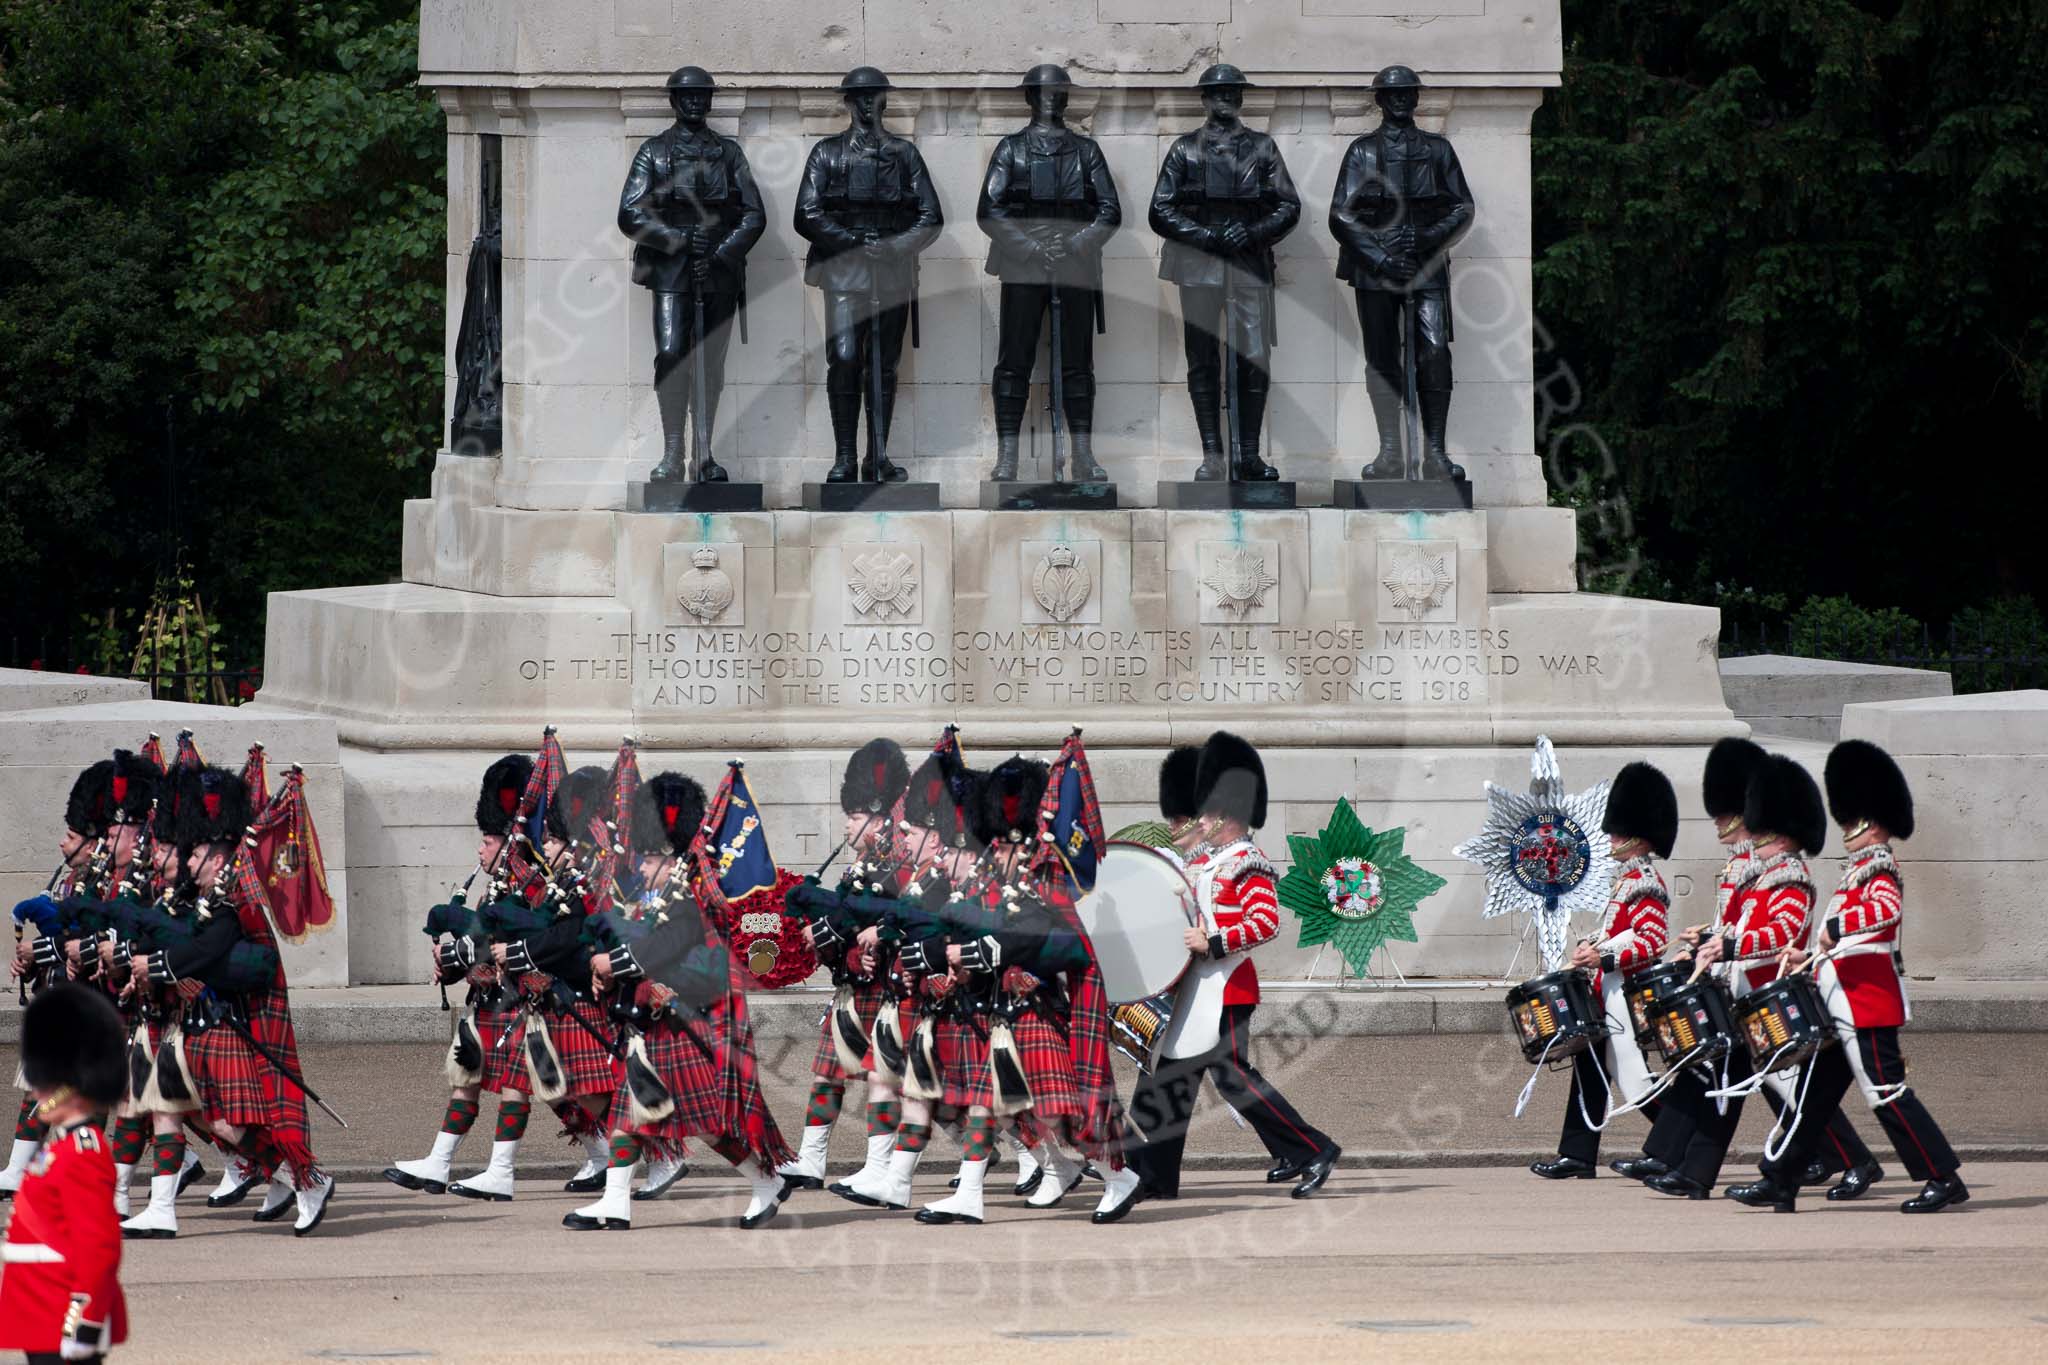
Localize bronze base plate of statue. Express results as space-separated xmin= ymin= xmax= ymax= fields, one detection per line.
xmin=1156 ymin=480 xmax=1298 ymax=510
xmin=978 ymin=479 xmax=1118 ymax=511
xmin=627 ymin=479 xmax=766 ymax=514
xmin=801 ymin=481 xmax=943 ymax=513
xmin=1330 ymin=476 xmax=1472 ymax=511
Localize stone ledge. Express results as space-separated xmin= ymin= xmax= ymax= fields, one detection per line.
xmin=15 ymin=979 xmax=2038 ymax=1044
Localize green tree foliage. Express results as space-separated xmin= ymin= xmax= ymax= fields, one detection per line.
xmin=1534 ymin=0 xmax=2048 ymax=619
xmin=0 ymin=0 xmax=434 ymax=669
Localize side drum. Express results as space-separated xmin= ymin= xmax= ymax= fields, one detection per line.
xmin=1733 ymin=972 xmax=1834 ymax=1071
xmin=1625 ymin=961 xmax=1688 ymax=1046
xmin=1648 ymin=977 xmax=1738 ymax=1067
xmin=1110 ymin=992 xmax=1176 ymax=1071
xmin=1504 ymin=969 xmax=1604 ymax=1065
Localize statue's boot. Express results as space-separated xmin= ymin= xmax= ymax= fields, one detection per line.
xmin=863 ymin=375 xmax=908 ymax=482
xmin=1189 ymin=373 xmax=1226 ymax=481
xmin=989 ymin=379 xmax=1028 ymax=481
xmin=1361 ymin=373 xmax=1406 ymax=479
xmin=692 ymin=388 xmax=728 ymax=483
xmin=651 ymin=362 xmax=689 ymax=481
xmin=1234 ymin=380 xmax=1278 ymax=481
xmin=1419 ymin=390 xmax=1465 ymax=481
xmin=1065 ymin=391 xmax=1107 ymax=482
xmin=825 ymin=392 xmax=861 ymax=483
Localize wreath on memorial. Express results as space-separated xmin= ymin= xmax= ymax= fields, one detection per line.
xmin=1279 ymin=799 xmax=1445 ymax=977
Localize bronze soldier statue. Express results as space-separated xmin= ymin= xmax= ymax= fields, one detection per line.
xmin=1330 ymin=65 xmax=1476 ymax=481
xmin=1149 ymin=64 xmax=1300 ymax=482
xmin=795 ymin=67 xmax=945 ymax=484
xmin=977 ymin=64 xmax=1121 ymax=484
xmin=617 ymin=67 xmax=765 ymax=484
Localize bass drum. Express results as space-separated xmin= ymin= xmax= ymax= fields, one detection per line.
xmin=1075 ymin=841 xmax=1199 ymax=1005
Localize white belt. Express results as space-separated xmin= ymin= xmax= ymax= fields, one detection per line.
xmin=3 ymin=1242 xmax=64 ymax=1264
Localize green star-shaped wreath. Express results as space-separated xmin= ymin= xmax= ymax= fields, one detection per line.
xmin=1280 ymin=799 xmax=1446 ymax=977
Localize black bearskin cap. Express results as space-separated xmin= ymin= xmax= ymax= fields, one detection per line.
xmin=1742 ymin=755 xmax=1826 ymax=856
xmin=1157 ymin=746 xmax=1202 ymax=823
xmin=1603 ymin=761 xmax=1679 ymax=860
xmin=171 ymin=766 xmax=252 ymax=848
xmin=902 ymin=753 xmax=978 ymax=850
xmin=841 ymin=738 xmax=910 ymax=817
xmin=1825 ymin=739 xmax=1915 ymax=841
xmin=109 ymin=749 xmax=158 ymax=825
xmin=633 ymin=771 xmax=705 ymax=858
xmin=64 ymin=761 xmax=116 ymax=839
xmin=546 ymin=765 xmax=609 ymax=843
xmin=975 ymin=756 xmax=1049 ymax=848
xmin=22 ymin=984 xmax=126 ymax=1108
xmin=475 ymin=754 xmax=533 ymax=836
xmin=1702 ymin=737 xmax=1767 ymax=820
xmin=1196 ymin=730 xmax=1267 ymax=830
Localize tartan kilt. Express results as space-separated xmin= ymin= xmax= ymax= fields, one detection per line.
xmin=615 ymin=1016 xmax=726 ymax=1145
xmin=860 ymin=992 xmax=919 ymax=1074
xmin=539 ymin=1002 xmax=622 ymax=1100
xmin=475 ymin=1004 xmax=530 ymax=1096
xmin=942 ymin=1014 xmax=992 ymax=1111
xmin=1011 ymin=1008 xmax=1080 ymax=1123
xmin=812 ymin=975 xmax=888 ymax=1081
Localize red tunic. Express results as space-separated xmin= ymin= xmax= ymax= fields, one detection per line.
xmin=1188 ymin=842 xmax=1280 ymax=1007
xmin=1591 ymin=856 xmax=1669 ymax=994
xmin=1725 ymin=851 xmax=1814 ymax=994
xmin=0 ymin=1121 xmax=128 ymax=1355
xmin=1820 ymin=845 xmax=1908 ymax=1029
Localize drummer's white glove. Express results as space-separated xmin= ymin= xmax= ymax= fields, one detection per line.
xmin=957 ymin=936 xmax=1001 ymax=973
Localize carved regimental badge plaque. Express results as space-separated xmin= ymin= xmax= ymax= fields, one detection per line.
xmin=846 ymin=547 xmax=921 ymax=622
xmin=1199 ymin=541 xmax=1281 ymax=623
xmin=661 ymin=541 xmax=744 ymax=626
xmin=1025 ymin=541 xmax=1098 ymax=625
xmin=676 ymin=545 xmax=735 ymax=624
xmin=1378 ymin=541 xmax=1457 ymax=624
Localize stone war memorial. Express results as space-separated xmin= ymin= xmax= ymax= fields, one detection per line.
xmin=160 ymin=0 xmax=2024 ymax=995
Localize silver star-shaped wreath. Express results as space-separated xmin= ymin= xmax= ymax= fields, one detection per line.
xmin=1452 ymin=736 xmax=1614 ymax=974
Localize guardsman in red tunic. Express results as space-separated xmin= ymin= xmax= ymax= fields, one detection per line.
xmin=776 ymin=739 xmax=912 ymax=1197
xmin=0 ymin=984 xmax=129 ymax=1361
xmin=1531 ymin=762 xmax=1674 ymax=1179
xmin=1728 ymin=740 xmax=1967 ymax=1214
xmin=1124 ymin=731 xmax=1340 ymax=1203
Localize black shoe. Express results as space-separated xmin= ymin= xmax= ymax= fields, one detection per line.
xmin=210 ymin=1171 xmax=265 ymax=1208
xmin=864 ymin=458 xmax=908 ymax=483
xmin=1725 ymin=1178 xmax=1797 ymax=1213
xmin=1530 ymin=1157 xmax=1596 ymax=1181
xmin=825 ymin=456 xmax=858 ymax=484
xmin=1013 ymin=1168 xmax=1044 ymax=1198
xmin=1801 ymin=1158 xmax=1830 ymax=1186
xmin=696 ymin=460 xmax=728 ymax=483
xmin=1266 ymin=1157 xmax=1308 ymax=1184
xmin=1901 ymin=1175 xmax=1969 ymax=1213
xmin=379 ymin=1166 xmax=447 ymax=1196
xmin=176 ymin=1160 xmax=208 ymax=1196
xmin=633 ymin=1163 xmax=690 ymax=1203
xmin=563 ymin=1172 xmax=605 ymax=1195
xmin=648 ymin=453 xmax=685 ymax=482
xmin=561 ymin=1211 xmax=631 ymax=1231
xmin=1092 ymin=1180 xmax=1147 ymax=1225
xmin=1826 ymin=1160 xmax=1885 ymax=1202
xmin=1237 ymin=454 xmax=1279 ymax=482
xmin=121 ymin=1225 xmax=176 ymax=1240
xmin=777 ymin=1172 xmax=823 ymax=1200
xmin=741 ymin=1199 xmax=780 ymax=1230
xmin=1609 ymin=1157 xmax=1668 ymax=1182
xmin=1646 ymin=1172 xmax=1712 ymax=1200
xmin=1292 ymin=1145 xmax=1340 ymax=1199
xmin=1193 ymin=451 xmax=1226 ymax=481
xmin=447 ymin=1181 xmax=512 ymax=1203
xmin=913 ymin=1206 xmax=983 ymax=1226
xmin=1360 ymin=448 xmax=1404 ymax=480
xmin=827 ymin=1180 xmax=883 ymax=1209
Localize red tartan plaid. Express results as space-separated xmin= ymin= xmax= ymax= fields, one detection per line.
xmin=477 ymin=1003 xmax=532 ymax=1096
xmin=183 ymin=1024 xmax=272 ymax=1126
xmin=858 ymin=992 xmax=919 ymax=1074
xmin=702 ymin=907 xmax=793 ymax=1168
xmin=1011 ymin=1008 xmax=1079 ymax=1121
xmin=1040 ymin=877 xmax=1126 ymax=1163
xmin=942 ymin=1015 xmax=992 ymax=1111
xmin=813 ymin=975 xmax=888 ymax=1080
xmin=615 ymin=1015 xmax=726 ymax=1141
xmin=502 ymin=1001 xmax=620 ymax=1099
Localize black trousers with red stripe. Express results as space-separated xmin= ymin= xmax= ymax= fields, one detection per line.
xmin=1126 ymin=1003 xmax=1331 ymax=1199
xmin=1761 ymin=1026 xmax=1959 ymax=1185
xmin=1642 ymin=1062 xmax=1874 ymax=1178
